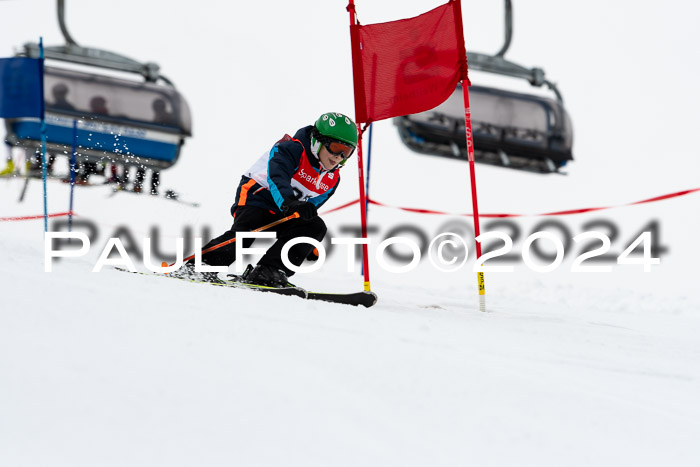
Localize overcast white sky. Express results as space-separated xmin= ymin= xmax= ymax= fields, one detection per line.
xmin=2 ymin=0 xmax=699 ymax=206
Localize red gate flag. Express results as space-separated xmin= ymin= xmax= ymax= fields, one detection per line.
xmin=349 ymin=0 xmax=469 ymax=124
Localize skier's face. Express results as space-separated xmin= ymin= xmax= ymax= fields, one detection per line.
xmin=318 ymin=145 xmax=344 ymax=170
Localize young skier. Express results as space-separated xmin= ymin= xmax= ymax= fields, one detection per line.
xmin=171 ymin=112 xmax=358 ymax=288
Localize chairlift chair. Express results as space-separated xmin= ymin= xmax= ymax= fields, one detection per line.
xmin=3 ymin=0 xmax=192 ymax=173
xmin=394 ymin=0 xmax=574 ymax=173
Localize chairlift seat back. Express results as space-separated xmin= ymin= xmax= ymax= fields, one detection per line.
xmin=4 ymin=66 xmax=192 ymax=170
xmin=395 ymin=85 xmax=574 ymax=172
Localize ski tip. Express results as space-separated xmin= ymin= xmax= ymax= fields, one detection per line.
xmin=363 ymin=291 xmax=379 ymax=307
xmin=306 ymin=290 xmax=378 ymax=307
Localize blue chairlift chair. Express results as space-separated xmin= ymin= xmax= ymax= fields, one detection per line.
xmin=395 ymin=0 xmax=573 ymax=173
xmin=3 ymin=0 xmax=192 ymax=181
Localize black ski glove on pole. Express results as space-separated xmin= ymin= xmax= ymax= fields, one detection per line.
xmin=282 ymin=199 xmax=318 ymax=221
xmin=306 ymin=248 xmax=320 ymax=262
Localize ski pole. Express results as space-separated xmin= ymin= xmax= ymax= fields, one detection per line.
xmin=163 ymin=212 xmax=300 ymax=268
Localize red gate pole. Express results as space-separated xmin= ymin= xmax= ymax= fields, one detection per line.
xmin=461 ymin=83 xmax=486 ymax=312
xmin=347 ymin=0 xmax=372 ymax=292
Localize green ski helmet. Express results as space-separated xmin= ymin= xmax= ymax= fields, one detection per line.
xmin=311 ymin=112 xmax=358 ymax=165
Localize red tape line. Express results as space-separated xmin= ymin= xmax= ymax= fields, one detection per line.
xmin=6 ymin=188 xmax=699 ymax=221
xmin=321 ymin=198 xmax=360 ymax=215
xmin=321 ymin=188 xmax=700 ymax=218
xmin=0 ymin=211 xmax=75 ymax=222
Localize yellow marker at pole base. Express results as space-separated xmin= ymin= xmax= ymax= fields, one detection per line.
xmin=364 ymin=281 xmax=371 ymax=292
xmin=477 ymin=271 xmax=486 ymax=312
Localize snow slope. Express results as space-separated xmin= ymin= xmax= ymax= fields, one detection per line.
xmin=2 ymin=169 xmax=700 ymax=467
xmin=2 ymin=1 xmax=700 ymax=466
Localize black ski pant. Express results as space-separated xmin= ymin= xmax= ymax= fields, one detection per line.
xmin=197 ymin=206 xmax=326 ymax=276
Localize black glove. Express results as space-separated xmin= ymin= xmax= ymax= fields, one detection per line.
xmin=283 ymin=199 xmax=318 ymax=221
xmin=306 ymin=248 xmax=320 ymax=262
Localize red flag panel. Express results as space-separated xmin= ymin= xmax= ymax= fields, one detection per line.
xmin=350 ymin=0 xmax=468 ymax=124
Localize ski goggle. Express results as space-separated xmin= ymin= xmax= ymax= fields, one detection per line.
xmin=324 ymin=140 xmax=355 ymax=160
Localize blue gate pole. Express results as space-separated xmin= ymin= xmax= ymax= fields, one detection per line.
xmin=68 ymin=119 xmax=78 ymax=238
xmin=361 ymin=123 xmax=373 ymax=276
xmin=39 ymin=37 xmax=48 ymax=232
xmin=365 ymin=123 xmax=373 ymax=212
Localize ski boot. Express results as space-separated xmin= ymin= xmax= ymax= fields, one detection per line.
xmin=241 ymin=264 xmax=295 ymax=288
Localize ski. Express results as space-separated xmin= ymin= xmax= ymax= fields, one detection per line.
xmin=163 ymin=189 xmax=201 ymax=207
xmin=306 ymin=290 xmax=378 ymax=308
xmin=115 ymin=267 xmax=377 ymax=307
xmin=107 ymin=187 xmax=201 ymax=207
xmin=226 ymin=272 xmax=378 ymax=308
xmin=114 ymin=267 xmax=306 ymax=298
xmin=218 ymin=280 xmax=307 ymax=299
xmin=19 ymin=175 xmax=30 ymax=202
